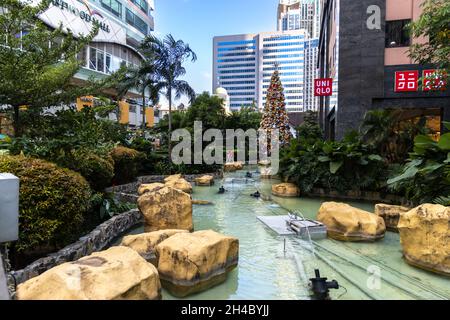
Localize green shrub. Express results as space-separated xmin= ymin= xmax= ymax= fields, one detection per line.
xmin=110 ymin=146 xmax=145 ymax=185
xmin=0 ymin=155 xmax=92 ymax=252
xmin=63 ymin=150 xmax=115 ymax=191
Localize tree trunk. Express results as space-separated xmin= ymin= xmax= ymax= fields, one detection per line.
xmin=142 ymin=89 xmax=146 ymax=132
xmin=12 ymin=105 xmax=20 ymax=137
xmin=168 ymin=88 xmax=173 ymax=159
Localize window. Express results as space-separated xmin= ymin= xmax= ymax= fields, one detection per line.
xmin=101 ymin=0 xmax=122 ymax=18
xmin=126 ymin=9 xmax=148 ymax=35
xmin=131 ymin=0 xmax=149 ymax=14
xmin=386 ymin=20 xmax=411 ymax=48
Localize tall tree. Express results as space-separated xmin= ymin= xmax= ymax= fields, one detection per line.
xmin=141 ymin=34 xmax=197 ymax=154
xmin=117 ymin=59 xmax=162 ymax=130
xmin=0 ymin=0 xmax=103 ymax=136
xmin=409 ymin=0 xmax=450 ymax=88
xmin=260 ymin=70 xmax=292 ymax=149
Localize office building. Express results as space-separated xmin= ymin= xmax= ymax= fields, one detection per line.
xmin=213 ymin=29 xmax=308 ymax=113
xmin=277 ymin=0 xmax=322 ymax=113
xmin=278 ymin=0 xmax=321 ymax=38
xmin=318 ymin=0 xmax=450 ymax=140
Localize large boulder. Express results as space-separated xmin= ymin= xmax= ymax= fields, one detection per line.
xmin=120 ymin=230 xmax=189 ymax=265
xmin=164 ymin=174 xmax=182 ymax=183
xmin=195 ymin=175 xmax=215 ymax=186
xmin=138 ymin=186 xmax=193 ymax=233
xmin=138 ymin=183 xmax=165 ymax=196
xmin=16 ymin=247 xmax=161 ymax=300
xmin=165 ymin=178 xmax=193 ymax=194
xmin=317 ymin=202 xmax=386 ymax=242
xmin=155 ymin=230 xmax=239 ymax=297
xmin=375 ymin=204 xmax=411 ymax=232
xmin=398 ymin=204 xmax=450 ymax=276
xmin=224 ymin=162 xmax=244 ymax=172
xmin=272 ymin=183 xmax=300 ymax=197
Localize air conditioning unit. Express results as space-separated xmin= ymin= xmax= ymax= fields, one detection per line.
xmin=0 ymin=173 xmax=19 ymax=243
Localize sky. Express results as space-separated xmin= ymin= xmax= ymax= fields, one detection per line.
xmin=153 ymin=0 xmax=278 ymax=107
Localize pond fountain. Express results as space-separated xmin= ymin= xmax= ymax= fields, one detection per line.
xmin=118 ymin=169 xmax=450 ymax=300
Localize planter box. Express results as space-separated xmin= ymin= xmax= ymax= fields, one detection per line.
xmin=0 ymin=173 xmax=19 ymax=243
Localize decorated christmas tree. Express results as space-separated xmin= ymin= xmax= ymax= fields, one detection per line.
xmin=260 ymin=69 xmax=292 ymax=149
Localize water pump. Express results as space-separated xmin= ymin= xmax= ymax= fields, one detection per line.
xmin=309 ymin=269 xmax=339 ymax=300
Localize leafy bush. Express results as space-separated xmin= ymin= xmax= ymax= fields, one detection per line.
xmin=0 ymin=155 xmax=92 ymax=252
xmin=280 ymin=133 xmax=387 ymax=193
xmin=388 ymin=124 xmax=450 ymax=205
xmin=110 ymin=146 xmax=146 ymax=185
xmin=62 ymin=150 xmax=115 ymax=191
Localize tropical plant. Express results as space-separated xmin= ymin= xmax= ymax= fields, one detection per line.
xmin=360 ymin=109 xmax=428 ymax=163
xmin=118 ymin=60 xmax=162 ymax=130
xmin=280 ymin=129 xmax=387 ymax=193
xmin=141 ymin=34 xmax=197 ymax=153
xmin=409 ymin=0 xmax=450 ymax=71
xmin=388 ymin=122 xmax=450 ymax=205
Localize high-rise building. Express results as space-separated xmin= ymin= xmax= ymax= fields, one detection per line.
xmin=213 ymin=29 xmax=308 ymax=113
xmin=277 ymin=0 xmax=322 ymax=114
xmin=278 ymin=0 xmax=321 ymax=38
xmin=318 ymin=0 xmax=450 ymax=141
xmin=31 ymin=0 xmax=155 ymax=127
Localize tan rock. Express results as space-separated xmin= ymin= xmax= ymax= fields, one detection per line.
xmin=375 ymin=204 xmax=411 ymax=232
xmin=272 ymin=183 xmax=300 ymax=197
xmin=138 ymin=183 xmax=165 ymax=196
xmin=121 ymin=230 xmax=189 ymax=264
xmin=398 ymin=204 xmax=450 ymax=276
xmin=138 ymin=186 xmax=193 ymax=233
xmin=195 ymin=175 xmax=215 ymax=186
xmin=165 ymin=178 xmax=193 ymax=194
xmin=317 ymin=202 xmax=386 ymax=242
xmin=192 ymin=200 xmax=214 ymax=205
xmin=16 ymin=247 xmax=161 ymax=300
xmin=164 ymin=174 xmax=182 ymax=183
xmin=155 ymin=230 xmax=239 ymax=297
xmin=224 ymin=162 xmax=244 ymax=172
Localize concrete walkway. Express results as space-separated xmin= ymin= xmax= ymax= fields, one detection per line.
xmin=0 ymin=255 xmax=9 ymax=300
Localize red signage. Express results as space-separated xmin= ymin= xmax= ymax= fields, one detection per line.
xmin=423 ymin=69 xmax=447 ymax=92
xmin=314 ymin=78 xmax=333 ymax=96
xmin=395 ymin=71 xmax=419 ymax=92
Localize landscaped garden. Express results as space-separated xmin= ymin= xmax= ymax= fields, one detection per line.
xmin=0 ymin=0 xmax=449 ymax=301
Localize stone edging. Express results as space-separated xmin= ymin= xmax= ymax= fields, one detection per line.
xmin=305 ymin=188 xmax=408 ymax=205
xmin=106 ymin=172 xmax=223 ymax=195
xmin=10 ymin=209 xmax=143 ymax=285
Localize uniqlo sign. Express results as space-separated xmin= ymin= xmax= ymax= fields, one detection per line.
xmin=394 ymin=71 xmax=419 ymax=92
xmin=314 ymin=78 xmax=333 ymax=96
xmin=423 ymin=69 xmax=447 ymax=91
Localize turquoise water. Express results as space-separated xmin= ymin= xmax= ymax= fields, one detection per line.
xmin=120 ymin=170 xmax=450 ymax=300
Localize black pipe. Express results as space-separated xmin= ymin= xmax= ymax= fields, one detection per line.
xmin=309 ymin=269 xmax=339 ymax=300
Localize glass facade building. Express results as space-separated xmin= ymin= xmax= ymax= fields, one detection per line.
xmin=213 ymin=30 xmax=308 ymax=113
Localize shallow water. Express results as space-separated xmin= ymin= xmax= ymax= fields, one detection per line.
xmin=121 ymin=170 xmax=450 ymax=300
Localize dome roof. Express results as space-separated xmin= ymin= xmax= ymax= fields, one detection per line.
xmin=215 ymin=87 xmax=228 ymax=96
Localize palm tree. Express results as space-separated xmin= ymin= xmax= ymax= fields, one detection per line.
xmin=141 ymin=34 xmax=197 ymax=153
xmin=117 ymin=59 xmax=162 ymax=130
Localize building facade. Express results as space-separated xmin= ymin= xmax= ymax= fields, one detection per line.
xmin=319 ymin=0 xmax=450 ymax=140
xmin=213 ymin=30 xmax=308 ymax=113
xmin=33 ymin=0 xmax=155 ymax=128
xmin=277 ymin=0 xmax=321 ymax=113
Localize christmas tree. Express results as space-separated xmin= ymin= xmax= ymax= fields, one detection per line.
xmin=260 ymin=69 xmax=292 ymax=150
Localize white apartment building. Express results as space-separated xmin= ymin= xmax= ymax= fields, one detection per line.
xmin=213 ymin=29 xmax=308 ymax=113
